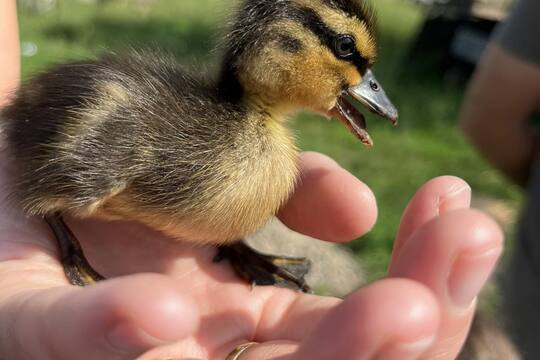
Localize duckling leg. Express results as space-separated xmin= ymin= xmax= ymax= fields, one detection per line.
xmin=215 ymin=242 xmax=312 ymax=293
xmin=45 ymin=213 xmax=105 ymax=286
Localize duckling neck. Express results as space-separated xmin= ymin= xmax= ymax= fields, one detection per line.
xmin=216 ymin=63 xmax=292 ymax=124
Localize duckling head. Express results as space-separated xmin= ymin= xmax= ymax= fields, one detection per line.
xmin=218 ymin=0 xmax=398 ymax=145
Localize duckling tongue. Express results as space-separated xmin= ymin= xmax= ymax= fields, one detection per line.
xmin=330 ymin=96 xmax=373 ymax=146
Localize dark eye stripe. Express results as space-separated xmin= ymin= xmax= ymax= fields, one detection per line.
xmin=218 ymin=0 xmax=372 ymax=102
xmin=289 ymin=6 xmax=369 ymax=74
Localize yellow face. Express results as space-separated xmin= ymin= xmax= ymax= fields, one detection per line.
xmin=237 ymin=0 xmax=377 ymax=114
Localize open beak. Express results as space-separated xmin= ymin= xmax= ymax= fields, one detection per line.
xmin=330 ymin=69 xmax=398 ymax=146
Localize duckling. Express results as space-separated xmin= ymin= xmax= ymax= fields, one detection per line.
xmin=1 ymin=0 xmax=397 ymax=291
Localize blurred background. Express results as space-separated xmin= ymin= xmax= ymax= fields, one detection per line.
xmin=16 ymin=0 xmax=519 ymax=280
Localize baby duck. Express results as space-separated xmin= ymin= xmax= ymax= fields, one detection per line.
xmin=1 ymin=0 xmax=397 ymax=291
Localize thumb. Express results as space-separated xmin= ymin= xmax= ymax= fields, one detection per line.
xmin=1 ymin=274 xmax=199 ymax=360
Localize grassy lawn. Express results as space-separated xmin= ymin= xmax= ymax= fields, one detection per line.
xmin=17 ymin=0 xmax=521 ymax=278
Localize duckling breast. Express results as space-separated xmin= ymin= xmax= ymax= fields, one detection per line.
xmin=193 ymin=112 xmax=300 ymax=243
xmin=104 ymin=109 xmax=300 ymax=245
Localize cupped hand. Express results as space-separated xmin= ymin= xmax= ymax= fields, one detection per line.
xmin=0 ymin=151 xmax=502 ymax=360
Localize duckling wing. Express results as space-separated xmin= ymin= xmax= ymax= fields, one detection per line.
xmin=1 ymin=52 xmax=242 ymax=217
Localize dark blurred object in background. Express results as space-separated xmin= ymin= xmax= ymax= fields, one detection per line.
xmin=459 ymin=315 xmax=521 ymax=360
xmin=404 ymin=0 xmax=515 ymax=84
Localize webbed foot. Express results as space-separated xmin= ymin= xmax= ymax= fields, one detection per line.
xmin=215 ymin=241 xmax=312 ymax=293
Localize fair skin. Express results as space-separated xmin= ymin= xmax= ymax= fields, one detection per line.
xmin=0 ymin=0 xmax=20 ymax=108
xmin=460 ymin=44 xmax=540 ymax=187
xmin=0 ymin=3 xmax=503 ymax=359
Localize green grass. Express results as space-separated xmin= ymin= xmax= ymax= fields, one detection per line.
xmin=17 ymin=0 xmax=521 ymax=278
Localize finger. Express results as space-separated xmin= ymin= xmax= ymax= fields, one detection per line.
xmin=253 ymin=289 xmax=341 ymax=341
xmin=253 ymin=278 xmax=437 ymax=342
xmin=239 ymin=279 xmax=439 ymax=360
xmin=390 ymin=209 xmax=503 ymax=359
xmin=278 ymin=151 xmax=377 ymax=243
xmin=391 ymin=176 xmax=471 ymax=264
xmin=0 ymin=274 xmax=199 ymax=360
xmin=262 ymin=176 xmax=468 ymax=342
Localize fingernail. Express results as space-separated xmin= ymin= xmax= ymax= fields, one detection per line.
xmin=438 ymin=183 xmax=471 ymax=214
xmin=375 ymin=336 xmax=435 ymax=360
xmin=106 ymin=322 xmax=165 ymax=354
xmin=448 ymin=248 xmax=501 ymax=308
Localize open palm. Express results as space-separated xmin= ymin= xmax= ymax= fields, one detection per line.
xmin=0 ymin=151 xmax=502 ymax=360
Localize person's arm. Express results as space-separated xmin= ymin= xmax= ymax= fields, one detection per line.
xmin=0 ymin=0 xmax=20 ymax=107
xmin=460 ymin=44 xmax=540 ymax=187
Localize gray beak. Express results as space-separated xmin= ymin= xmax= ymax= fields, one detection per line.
xmin=348 ymin=70 xmax=398 ymax=125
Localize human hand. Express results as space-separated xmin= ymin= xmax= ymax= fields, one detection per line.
xmin=0 ymin=0 xmax=20 ymax=108
xmin=0 ymin=151 xmax=502 ymax=359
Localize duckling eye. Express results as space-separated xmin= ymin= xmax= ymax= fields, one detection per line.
xmin=334 ymin=35 xmax=356 ymax=58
